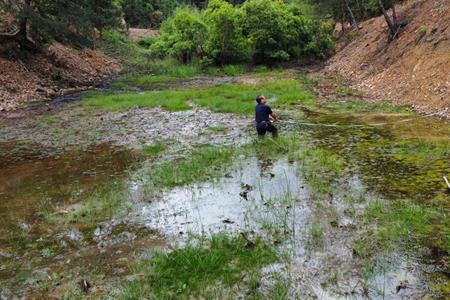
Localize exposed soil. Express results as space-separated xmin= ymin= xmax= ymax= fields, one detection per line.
xmin=325 ymin=0 xmax=450 ymax=119
xmin=127 ymin=28 xmax=159 ymax=42
xmin=0 ymin=42 xmax=121 ymax=112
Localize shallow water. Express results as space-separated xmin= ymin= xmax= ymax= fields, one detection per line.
xmin=0 ymin=142 xmax=164 ymax=297
xmin=0 ymin=97 xmax=449 ymax=298
xmin=139 ymin=157 xmax=308 ymax=236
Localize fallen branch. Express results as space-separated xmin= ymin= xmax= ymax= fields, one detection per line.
xmin=444 ymin=176 xmax=450 ymax=190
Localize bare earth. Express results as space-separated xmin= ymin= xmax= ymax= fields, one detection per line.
xmin=0 ymin=43 xmax=121 ymax=112
xmin=325 ymin=0 xmax=450 ymax=119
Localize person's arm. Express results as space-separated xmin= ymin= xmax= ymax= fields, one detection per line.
xmin=267 ymin=106 xmax=277 ymax=122
xmin=270 ymin=111 xmax=277 ymax=121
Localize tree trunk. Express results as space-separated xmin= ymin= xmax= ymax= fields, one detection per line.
xmin=392 ymin=4 xmax=398 ymax=27
xmin=17 ymin=0 xmax=37 ymax=50
xmin=378 ymin=0 xmax=398 ymax=39
xmin=343 ymin=0 xmax=359 ymax=32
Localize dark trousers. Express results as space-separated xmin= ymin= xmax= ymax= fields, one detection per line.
xmin=256 ymin=121 xmax=278 ymax=138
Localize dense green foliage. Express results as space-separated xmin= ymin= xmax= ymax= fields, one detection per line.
xmin=3 ymin=0 xmax=406 ymax=52
xmin=121 ymin=0 xmax=179 ymax=28
xmin=150 ymin=8 xmax=208 ymax=63
xmin=149 ymin=0 xmax=334 ymax=65
xmin=10 ymin=0 xmax=121 ymax=47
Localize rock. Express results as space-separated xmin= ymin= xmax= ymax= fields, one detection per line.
xmin=1 ymin=288 xmax=11 ymax=300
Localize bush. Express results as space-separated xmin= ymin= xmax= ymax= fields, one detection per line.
xmin=137 ymin=36 xmax=157 ymax=47
xmin=150 ymin=7 xmax=208 ymax=63
xmin=241 ymin=0 xmax=292 ymax=63
xmin=203 ymin=0 xmax=251 ymax=65
xmin=149 ymin=0 xmax=334 ymax=65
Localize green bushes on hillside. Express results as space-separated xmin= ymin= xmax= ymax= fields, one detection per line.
xmin=148 ymin=0 xmax=334 ymax=65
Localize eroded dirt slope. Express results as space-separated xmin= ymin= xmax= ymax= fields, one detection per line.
xmin=326 ymin=0 xmax=450 ymax=118
xmin=0 ymin=43 xmax=121 ymax=112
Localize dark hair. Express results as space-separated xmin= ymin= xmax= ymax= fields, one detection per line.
xmin=256 ymin=95 xmax=264 ymax=103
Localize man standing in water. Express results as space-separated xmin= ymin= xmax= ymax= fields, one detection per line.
xmin=255 ymin=95 xmax=278 ymax=137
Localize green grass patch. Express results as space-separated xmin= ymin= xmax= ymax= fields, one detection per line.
xmin=40 ymin=114 xmax=62 ymax=124
xmin=109 ymin=59 xmax=287 ymax=89
xmin=82 ymin=90 xmax=192 ymax=112
xmin=141 ymin=141 xmax=166 ymax=157
xmin=305 ymin=220 xmax=325 ymax=250
xmin=390 ymin=139 xmax=450 ymax=160
xmin=247 ymin=135 xmax=304 ymax=160
xmin=353 ymin=199 xmax=449 ymax=259
xmin=119 ymin=233 xmax=278 ymax=299
xmin=323 ymin=100 xmax=409 ymax=113
xmin=83 ymin=79 xmax=316 ymax=113
xmin=146 ymin=146 xmax=235 ymax=189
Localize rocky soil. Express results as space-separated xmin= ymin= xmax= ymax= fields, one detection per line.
xmin=0 ymin=42 xmax=121 ymax=112
xmin=325 ymin=0 xmax=450 ymax=119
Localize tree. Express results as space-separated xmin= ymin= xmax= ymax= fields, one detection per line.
xmin=0 ymin=0 xmax=120 ymax=50
xmin=203 ymin=0 xmax=250 ymax=64
xmin=376 ymin=0 xmax=401 ymax=39
xmin=150 ymin=8 xmax=208 ymax=63
xmin=121 ymin=0 xmax=154 ymax=27
xmin=241 ymin=0 xmax=292 ymax=63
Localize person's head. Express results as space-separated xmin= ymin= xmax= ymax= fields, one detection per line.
xmin=256 ymin=95 xmax=266 ymax=104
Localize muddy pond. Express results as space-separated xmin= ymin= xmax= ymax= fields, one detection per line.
xmin=0 ymin=82 xmax=449 ymax=299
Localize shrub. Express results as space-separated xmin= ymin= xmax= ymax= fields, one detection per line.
xmin=150 ymin=7 xmax=208 ymax=63
xmin=149 ymin=0 xmax=334 ymax=65
xmin=203 ymin=0 xmax=251 ymax=65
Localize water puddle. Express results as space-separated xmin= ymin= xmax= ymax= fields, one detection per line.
xmin=0 ymin=142 xmax=164 ymax=298
xmin=138 ymin=157 xmax=308 ymax=236
xmin=134 ymin=152 xmax=437 ymax=298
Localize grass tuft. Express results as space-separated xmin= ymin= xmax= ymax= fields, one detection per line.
xmin=119 ymin=233 xmax=278 ymax=299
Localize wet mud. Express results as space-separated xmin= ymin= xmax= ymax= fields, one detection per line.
xmin=0 ymin=79 xmax=449 ymax=298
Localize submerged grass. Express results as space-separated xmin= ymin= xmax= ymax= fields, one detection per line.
xmin=146 ymin=146 xmax=235 ymax=189
xmin=119 ymin=233 xmax=278 ymax=299
xmin=289 ymin=147 xmax=345 ymax=193
xmin=83 ymin=79 xmax=315 ymax=114
xmin=323 ymin=100 xmax=410 ymax=113
xmin=141 ymin=141 xmax=166 ymax=157
xmin=46 ymin=180 xmax=129 ymax=228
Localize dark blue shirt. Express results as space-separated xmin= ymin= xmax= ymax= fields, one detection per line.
xmin=255 ymin=103 xmax=273 ymax=123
